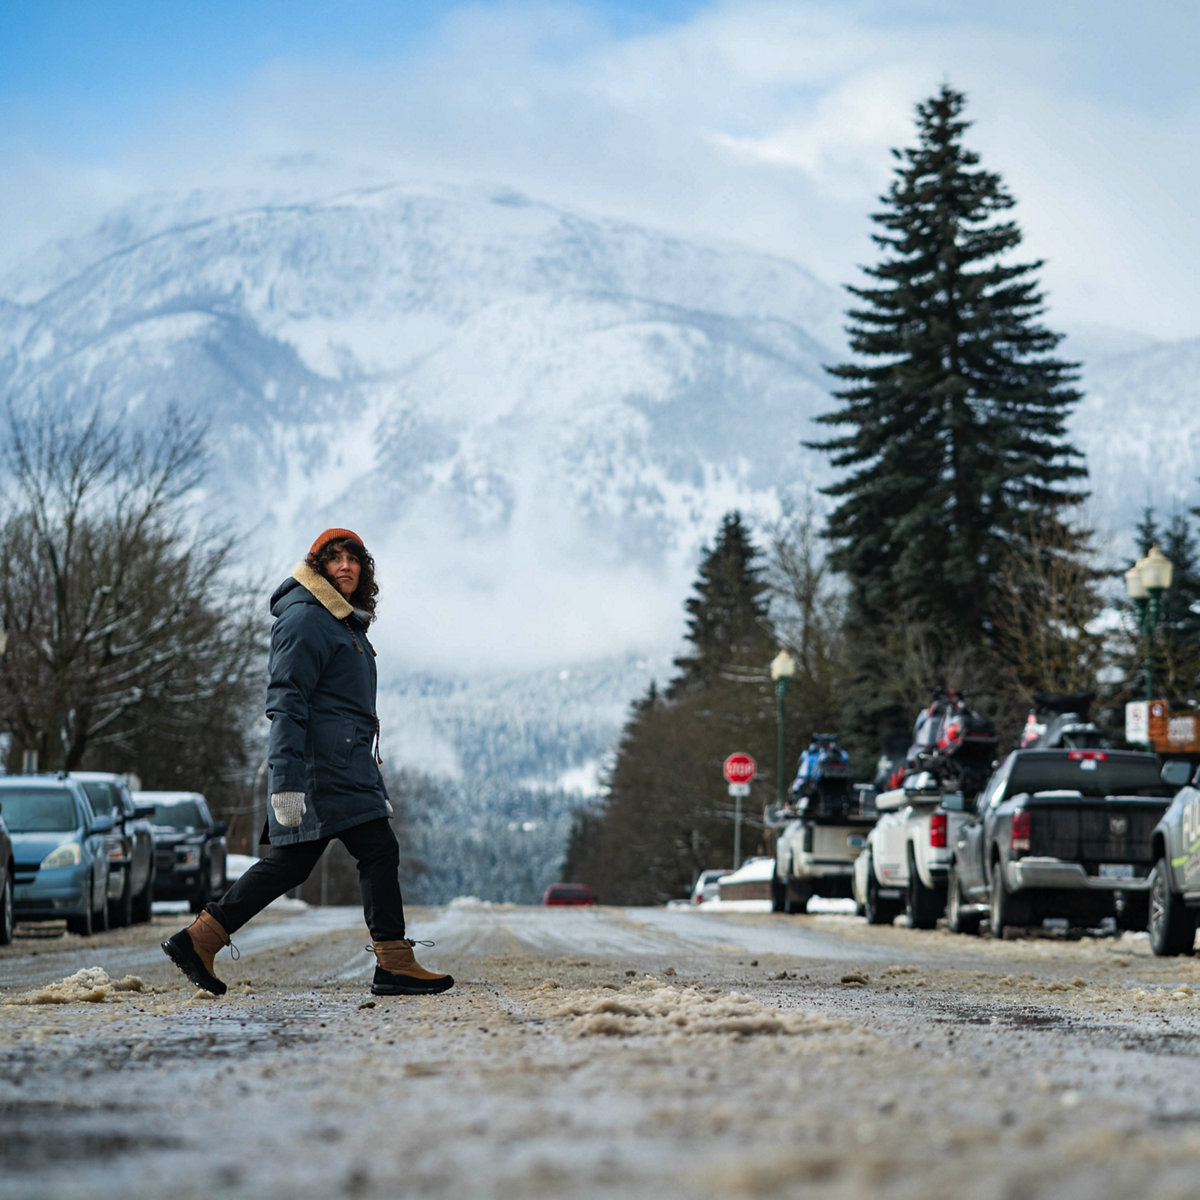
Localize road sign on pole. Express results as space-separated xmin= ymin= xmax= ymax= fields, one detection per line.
xmin=723 ymin=754 xmax=755 ymax=868
xmin=723 ymin=753 xmax=756 ymax=785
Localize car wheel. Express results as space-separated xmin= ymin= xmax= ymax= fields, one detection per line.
xmin=109 ymin=868 xmax=133 ymax=929
xmin=93 ymin=873 xmax=110 ymax=933
xmin=189 ymin=872 xmax=211 ymax=914
xmin=785 ymin=883 xmax=810 ymax=915
xmin=946 ymin=862 xmax=980 ymax=935
xmin=66 ymin=886 xmax=94 ymax=937
xmin=0 ymin=871 xmax=13 ymax=945
xmin=989 ymin=863 xmax=1027 ymax=937
xmin=905 ymin=853 xmax=944 ymax=930
xmin=132 ymin=866 xmax=155 ymax=924
xmin=864 ymin=857 xmax=891 ymax=926
xmin=1148 ymin=857 xmax=1196 ymax=957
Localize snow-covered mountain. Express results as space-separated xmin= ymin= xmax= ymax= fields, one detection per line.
xmin=1 ymin=179 xmax=1197 ymax=808
xmin=1070 ymin=336 xmax=1200 ymax=546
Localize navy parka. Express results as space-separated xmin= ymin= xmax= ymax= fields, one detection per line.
xmin=265 ymin=562 xmax=390 ymax=846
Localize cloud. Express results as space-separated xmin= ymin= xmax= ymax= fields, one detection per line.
xmin=1 ymin=1 xmax=1196 ymax=338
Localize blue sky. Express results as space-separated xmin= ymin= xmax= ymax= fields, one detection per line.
xmin=2 ymin=0 xmax=1197 ymax=337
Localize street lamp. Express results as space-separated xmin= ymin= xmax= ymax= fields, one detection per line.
xmin=1125 ymin=544 xmax=1174 ymax=702
xmin=770 ymin=649 xmax=796 ymax=809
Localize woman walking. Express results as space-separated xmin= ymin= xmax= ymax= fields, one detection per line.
xmin=162 ymin=528 xmax=453 ymax=997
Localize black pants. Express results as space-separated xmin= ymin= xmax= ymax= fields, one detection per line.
xmin=206 ymin=818 xmax=405 ymax=941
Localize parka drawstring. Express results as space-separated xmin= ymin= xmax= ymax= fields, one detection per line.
xmin=372 ymin=711 xmax=383 ymax=764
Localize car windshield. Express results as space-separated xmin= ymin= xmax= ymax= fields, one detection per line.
xmin=0 ymin=788 xmax=79 ymax=832
xmin=80 ymin=781 xmax=118 ymax=818
xmin=153 ymin=802 xmax=205 ymax=830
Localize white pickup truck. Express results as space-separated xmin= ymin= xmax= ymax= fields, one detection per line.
xmin=769 ymin=785 xmax=877 ymax=914
xmin=852 ymin=772 xmax=973 ymax=928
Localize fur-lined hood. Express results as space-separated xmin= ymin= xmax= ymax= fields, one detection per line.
xmin=270 ymin=561 xmax=373 ymax=625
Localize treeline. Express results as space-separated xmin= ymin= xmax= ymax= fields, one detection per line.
xmin=0 ymin=402 xmax=265 ymax=818
xmin=566 ymin=84 xmax=1200 ymax=904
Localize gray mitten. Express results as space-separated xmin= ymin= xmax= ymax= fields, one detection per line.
xmin=271 ymin=791 xmax=307 ymax=827
xmin=386 ymin=799 xmax=394 ymax=816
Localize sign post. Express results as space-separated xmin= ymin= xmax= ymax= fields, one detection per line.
xmin=723 ymin=754 xmax=757 ymax=868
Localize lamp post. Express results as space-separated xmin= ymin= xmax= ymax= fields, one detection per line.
xmin=770 ymin=649 xmax=796 ymax=810
xmin=1125 ymin=544 xmax=1174 ymax=703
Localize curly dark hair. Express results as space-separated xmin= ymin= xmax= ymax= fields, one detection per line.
xmin=307 ymin=538 xmax=379 ymax=617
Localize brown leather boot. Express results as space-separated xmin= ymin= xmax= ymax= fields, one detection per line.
xmin=161 ymin=910 xmax=231 ymax=996
xmin=371 ymin=939 xmax=454 ymax=995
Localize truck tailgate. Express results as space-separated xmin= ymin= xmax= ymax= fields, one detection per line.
xmin=1026 ymin=794 xmax=1168 ymax=867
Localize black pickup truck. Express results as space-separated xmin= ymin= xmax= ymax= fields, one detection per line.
xmin=946 ymin=748 xmax=1173 ymax=936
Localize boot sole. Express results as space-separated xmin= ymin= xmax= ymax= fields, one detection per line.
xmin=161 ymin=937 xmax=227 ymax=996
xmin=371 ymin=977 xmax=454 ymax=996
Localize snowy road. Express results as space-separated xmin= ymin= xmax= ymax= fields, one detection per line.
xmin=4 ymin=901 xmax=1200 ymax=1199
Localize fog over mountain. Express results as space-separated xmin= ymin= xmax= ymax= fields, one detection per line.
xmin=2 ymin=178 xmax=1197 ymax=808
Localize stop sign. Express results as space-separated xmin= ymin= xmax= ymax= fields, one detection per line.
xmin=723 ymin=753 xmax=756 ymax=784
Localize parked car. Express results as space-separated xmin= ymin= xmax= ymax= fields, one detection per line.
xmin=1 ymin=775 xmax=114 ymax=935
xmin=0 ymin=802 xmax=13 ymax=945
xmin=947 ymin=748 xmax=1173 ymax=936
xmin=853 ymin=772 xmax=972 ymax=928
xmin=1145 ymin=758 xmax=1200 ymax=956
xmin=690 ymin=868 xmax=730 ymax=905
xmin=542 ymin=883 xmax=596 ymax=906
xmin=138 ymin=791 xmax=228 ymax=912
xmin=70 ymin=772 xmax=157 ymax=927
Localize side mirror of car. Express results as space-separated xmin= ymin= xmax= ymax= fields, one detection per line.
xmin=134 ymin=802 xmax=157 ymax=819
xmin=91 ymin=815 xmax=115 ymax=834
xmin=1161 ymin=759 xmax=1194 ymax=788
xmin=211 ymin=822 xmax=228 ymax=838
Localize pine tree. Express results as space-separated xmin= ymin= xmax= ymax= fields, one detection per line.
xmin=1122 ymin=508 xmax=1200 ymax=709
xmin=809 ymin=84 xmax=1087 ymax=657
xmin=672 ymin=511 xmax=775 ymax=694
xmin=568 ymin=514 xmax=780 ymax=903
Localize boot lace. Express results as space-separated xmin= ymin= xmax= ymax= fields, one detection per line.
xmin=364 ymin=938 xmax=435 ymax=956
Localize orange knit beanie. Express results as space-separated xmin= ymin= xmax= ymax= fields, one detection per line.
xmin=309 ymin=528 xmax=365 ymax=558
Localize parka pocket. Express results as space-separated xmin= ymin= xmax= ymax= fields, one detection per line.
xmin=330 ymin=717 xmax=355 ymax=769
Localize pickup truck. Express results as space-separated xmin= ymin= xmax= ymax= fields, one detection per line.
xmin=852 ymin=772 xmax=973 ymax=928
xmin=769 ymin=785 xmax=876 ymax=914
xmin=1145 ymin=759 xmax=1200 ymax=955
xmin=947 ymin=748 xmax=1173 ymax=936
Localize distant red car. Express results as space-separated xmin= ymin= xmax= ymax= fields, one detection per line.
xmin=541 ymin=883 xmax=596 ymax=906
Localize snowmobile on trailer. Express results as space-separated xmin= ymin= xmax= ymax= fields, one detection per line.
xmin=892 ymin=688 xmax=998 ymax=801
xmin=770 ymin=734 xmax=876 ymax=914
xmin=1018 ymin=692 xmax=1106 ymax=750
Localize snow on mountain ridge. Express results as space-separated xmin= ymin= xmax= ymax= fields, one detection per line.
xmin=1 ymin=177 xmax=1197 ymax=800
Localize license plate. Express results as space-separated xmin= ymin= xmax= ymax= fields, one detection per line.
xmin=848 ymin=835 xmax=865 ymax=849
xmin=1099 ymin=863 xmax=1134 ymax=879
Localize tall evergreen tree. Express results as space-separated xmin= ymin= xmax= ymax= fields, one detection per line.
xmin=809 ymin=84 xmax=1087 ymax=659
xmin=672 ymin=511 xmax=775 ymax=694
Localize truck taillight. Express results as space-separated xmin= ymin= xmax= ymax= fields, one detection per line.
xmin=930 ymin=812 xmax=947 ymax=848
xmin=1068 ymin=750 xmax=1106 ymax=762
xmin=1011 ymin=810 xmax=1031 ymax=854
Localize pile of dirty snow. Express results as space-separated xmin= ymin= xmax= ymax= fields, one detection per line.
xmin=553 ymin=978 xmax=858 ymax=1040
xmin=7 ymin=967 xmax=147 ymax=1006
